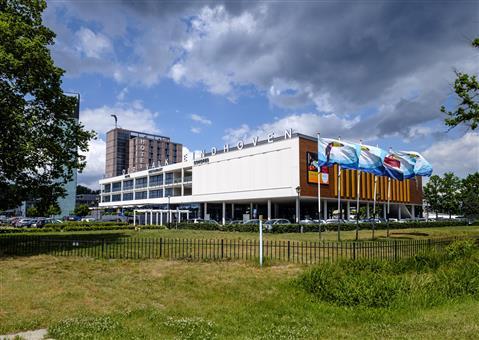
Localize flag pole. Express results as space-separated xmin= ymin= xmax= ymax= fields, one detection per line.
xmin=317 ymin=133 xmax=322 ymax=241
xmin=387 ymin=177 xmax=391 ymax=238
xmin=337 ymin=136 xmax=341 ymax=242
xmin=355 ymin=140 xmax=362 ymax=241
xmin=372 ymin=175 xmax=377 ymax=240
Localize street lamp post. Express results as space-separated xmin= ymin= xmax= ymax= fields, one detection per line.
xmin=295 ymin=186 xmax=301 ymax=224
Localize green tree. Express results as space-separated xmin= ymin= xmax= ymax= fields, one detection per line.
xmin=27 ymin=206 xmax=39 ymax=217
xmin=46 ymin=204 xmax=61 ymax=217
xmin=459 ymin=172 xmax=479 ymax=218
xmin=0 ymin=0 xmax=95 ymax=211
xmin=74 ymin=204 xmax=90 ymax=217
xmin=440 ymin=172 xmax=461 ymax=218
xmin=442 ymin=38 xmax=479 ymax=130
xmin=424 ymin=175 xmax=442 ymax=219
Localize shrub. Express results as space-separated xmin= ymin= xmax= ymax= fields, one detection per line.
xmin=445 ymin=239 xmax=476 ymax=259
xmin=297 ymin=242 xmax=479 ymax=309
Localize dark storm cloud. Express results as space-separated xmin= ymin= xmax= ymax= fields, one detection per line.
xmin=45 ymin=0 xmax=478 ymax=139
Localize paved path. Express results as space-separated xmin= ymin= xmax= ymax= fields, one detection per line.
xmin=0 ymin=329 xmax=49 ymax=340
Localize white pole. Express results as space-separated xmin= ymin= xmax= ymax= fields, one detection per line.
xmin=337 ymin=163 xmax=341 ymax=242
xmin=150 ymin=210 xmax=153 ymax=225
xmin=160 ymin=212 xmax=163 ymax=226
xmin=133 ymin=210 xmax=136 ymax=226
xmin=144 ymin=212 xmax=147 ymax=226
xmin=259 ymin=217 xmax=263 ymax=267
xmin=317 ymin=133 xmax=321 ymax=220
xmin=372 ymin=176 xmax=378 ymax=239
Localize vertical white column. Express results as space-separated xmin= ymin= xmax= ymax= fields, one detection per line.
xmin=383 ymin=203 xmax=387 ymax=219
xmin=177 ymin=207 xmax=180 ymax=223
xmin=267 ymin=199 xmax=271 ymax=220
xmin=295 ymin=197 xmax=300 ymax=223
xmin=411 ymin=205 xmax=415 ymax=219
xmin=181 ymin=168 xmax=184 ymax=197
xmin=144 ymin=212 xmax=147 ymax=226
xmin=346 ymin=201 xmax=350 ymax=220
xmin=160 ymin=212 xmax=163 ymax=226
xmin=133 ymin=210 xmax=136 ymax=226
xmin=323 ymin=200 xmax=327 ymax=220
xmin=367 ymin=202 xmax=370 ymax=218
xmin=150 ymin=210 xmax=153 ymax=225
xmin=204 ymin=202 xmax=208 ymax=220
xmin=186 ymin=211 xmax=189 ymax=220
xmin=156 ymin=212 xmax=159 ymax=225
xmin=398 ymin=205 xmax=402 ymax=220
xmin=222 ymin=202 xmax=226 ymax=225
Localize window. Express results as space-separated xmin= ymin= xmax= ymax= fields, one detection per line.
xmin=135 ymin=177 xmax=147 ymax=189
xmin=165 ymin=173 xmax=173 ymax=185
xmin=112 ymin=182 xmax=121 ymax=192
xmin=103 ymin=184 xmax=111 ymax=193
xmin=102 ymin=195 xmax=111 ymax=202
xmin=135 ymin=191 xmax=147 ymax=200
xmin=164 ymin=188 xmax=173 ymax=197
xmin=123 ymin=192 xmax=133 ymax=201
xmin=149 ymin=174 xmax=163 ymax=187
xmin=149 ymin=190 xmax=163 ymax=198
xmin=112 ymin=194 xmax=121 ymax=202
xmin=123 ymin=179 xmax=133 ymax=190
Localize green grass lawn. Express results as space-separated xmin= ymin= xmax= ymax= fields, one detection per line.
xmin=7 ymin=224 xmax=479 ymax=242
xmin=1 ymin=255 xmax=479 ymax=339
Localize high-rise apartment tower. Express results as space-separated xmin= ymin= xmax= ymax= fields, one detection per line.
xmin=105 ymin=128 xmax=182 ymax=178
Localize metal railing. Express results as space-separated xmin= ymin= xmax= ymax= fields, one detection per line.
xmin=1 ymin=235 xmax=476 ymax=263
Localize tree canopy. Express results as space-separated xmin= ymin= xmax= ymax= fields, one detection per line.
xmin=442 ymin=38 xmax=479 ymax=130
xmin=0 ymin=0 xmax=95 ymax=210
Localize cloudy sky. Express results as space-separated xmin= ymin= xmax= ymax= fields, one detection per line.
xmin=43 ymin=1 xmax=478 ymax=188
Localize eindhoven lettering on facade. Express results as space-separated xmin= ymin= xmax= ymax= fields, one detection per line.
xmin=126 ymin=128 xmax=293 ymax=174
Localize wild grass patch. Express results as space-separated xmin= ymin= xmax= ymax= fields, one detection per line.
xmin=297 ymin=240 xmax=479 ymax=308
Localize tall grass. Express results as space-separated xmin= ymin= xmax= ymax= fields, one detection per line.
xmin=297 ymin=240 xmax=479 ymax=308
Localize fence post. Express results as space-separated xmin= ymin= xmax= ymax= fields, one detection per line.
xmin=160 ymin=238 xmax=163 ymax=258
xmin=288 ymin=241 xmax=291 ymax=261
xmin=353 ymin=242 xmax=356 ymax=260
xmin=428 ymin=238 xmax=432 ymax=252
xmin=394 ymin=240 xmax=398 ymax=261
xmin=221 ymin=239 xmax=224 ymax=259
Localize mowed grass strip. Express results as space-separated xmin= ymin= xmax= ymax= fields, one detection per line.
xmin=1 ymin=255 xmax=479 ymax=339
xmin=5 ymin=225 xmax=479 ymax=242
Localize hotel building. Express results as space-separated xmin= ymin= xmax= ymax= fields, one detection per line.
xmin=99 ymin=131 xmax=423 ymax=224
xmin=105 ymin=128 xmax=183 ymax=177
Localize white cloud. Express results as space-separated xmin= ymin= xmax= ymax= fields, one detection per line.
xmin=117 ymin=87 xmax=128 ymax=101
xmin=190 ymin=114 xmax=212 ymax=125
xmin=78 ymin=138 xmax=106 ymax=189
xmin=190 ymin=127 xmax=201 ymax=134
xmin=75 ymin=27 xmax=113 ymax=59
xmin=422 ymin=132 xmax=479 ymax=178
xmin=222 ymin=112 xmax=362 ymax=144
xmin=80 ymin=101 xmax=161 ymax=135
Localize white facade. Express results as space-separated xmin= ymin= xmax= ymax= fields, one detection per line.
xmin=99 ymin=133 xmax=300 ymax=208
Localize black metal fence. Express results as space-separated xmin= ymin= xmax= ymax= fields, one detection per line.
xmin=1 ymin=235 xmax=477 ymax=264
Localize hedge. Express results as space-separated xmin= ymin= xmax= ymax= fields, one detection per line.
xmin=0 ymin=219 xmax=476 ymax=234
xmin=175 ymin=219 xmax=478 ymax=233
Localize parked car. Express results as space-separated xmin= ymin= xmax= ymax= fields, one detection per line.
xmin=187 ymin=218 xmax=219 ymax=225
xmin=31 ymin=217 xmax=47 ymax=228
xmin=243 ymin=219 xmax=261 ymax=225
xmin=14 ymin=218 xmax=34 ymax=227
xmin=325 ymin=218 xmax=346 ymax=224
xmin=64 ymin=215 xmax=81 ymax=221
xmin=100 ymin=215 xmax=127 ymax=222
xmin=228 ymin=220 xmax=244 ymax=225
xmin=299 ymin=219 xmax=316 ymax=225
xmin=263 ymin=219 xmax=291 ymax=231
xmin=81 ymin=216 xmax=97 ymax=222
